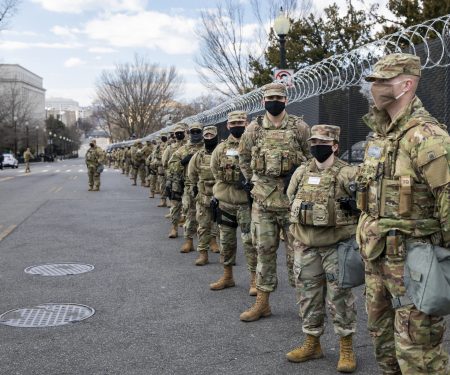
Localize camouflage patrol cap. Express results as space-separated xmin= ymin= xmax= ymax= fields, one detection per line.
xmin=173 ymin=122 xmax=188 ymax=132
xmin=308 ymin=125 xmax=340 ymax=142
xmin=203 ymin=125 xmax=217 ymax=137
xmin=159 ymin=132 xmax=168 ymax=138
xmin=365 ymin=53 xmax=421 ymax=82
xmin=133 ymin=139 xmax=141 ymax=146
xmin=262 ymin=82 xmax=287 ymax=97
xmin=189 ymin=122 xmax=202 ymax=131
xmin=228 ymin=110 xmax=247 ymax=122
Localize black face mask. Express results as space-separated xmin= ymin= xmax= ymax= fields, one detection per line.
xmin=229 ymin=126 xmax=245 ymax=139
xmin=265 ymin=100 xmax=285 ymax=116
xmin=190 ymin=133 xmax=203 ymax=143
xmin=204 ymin=137 xmax=218 ymax=152
xmin=89 ymin=143 xmax=95 ymax=148
xmin=161 ymin=136 xmax=167 ymax=142
xmin=310 ymin=145 xmax=334 ymax=163
xmin=175 ymin=132 xmax=185 ymax=141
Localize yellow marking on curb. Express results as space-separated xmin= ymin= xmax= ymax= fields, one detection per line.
xmin=0 ymin=177 xmax=14 ymax=182
xmin=55 ymin=187 xmax=63 ymax=193
xmin=73 ymin=176 xmax=78 ymax=180
xmin=0 ymin=225 xmax=17 ymax=242
xmin=49 ymin=186 xmax=57 ymax=193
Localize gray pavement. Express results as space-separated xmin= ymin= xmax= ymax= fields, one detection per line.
xmin=0 ymin=158 xmax=448 ymax=375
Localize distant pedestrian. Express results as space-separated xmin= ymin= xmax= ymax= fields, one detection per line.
xmin=85 ymin=139 xmax=105 ymax=191
xmin=23 ymin=148 xmax=34 ymax=173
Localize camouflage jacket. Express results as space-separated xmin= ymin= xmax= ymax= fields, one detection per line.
xmin=162 ymin=139 xmax=187 ymax=181
xmin=188 ymin=147 xmax=215 ymax=207
xmin=211 ymin=135 xmax=247 ymax=205
xmin=356 ymin=96 xmax=450 ymax=260
xmin=238 ymin=113 xmax=311 ymax=210
xmin=85 ymin=146 xmax=105 ymax=167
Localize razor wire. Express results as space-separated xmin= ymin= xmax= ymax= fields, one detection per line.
xmin=181 ymin=14 xmax=450 ymax=127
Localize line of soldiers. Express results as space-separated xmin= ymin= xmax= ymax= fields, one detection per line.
xmin=110 ymin=53 xmax=449 ymax=375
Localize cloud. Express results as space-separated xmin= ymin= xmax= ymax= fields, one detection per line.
xmin=46 ymin=87 xmax=95 ymax=106
xmin=51 ymin=25 xmax=81 ymax=38
xmin=64 ymin=57 xmax=86 ymax=68
xmin=83 ymin=11 xmax=198 ymax=55
xmin=88 ymin=47 xmax=117 ymax=54
xmin=0 ymin=41 xmax=82 ymax=50
xmin=31 ymin=0 xmax=146 ymax=14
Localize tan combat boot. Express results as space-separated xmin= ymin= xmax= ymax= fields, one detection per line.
xmin=210 ymin=266 xmax=235 ymax=290
xmin=210 ymin=237 xmax=220 ymax=253
xmin=180 ymin=238 xmax=194 ymax=253
xmin=168 ymin=225 xmax=178 ymax=239
xmin=149 ymin=191 xmax=155 ymax=198
xmin=132 ymin=181 xmax=137 ymax=186
xmin=337 ymin=334 xmax=356 ymax=373
xmin=157 ymin=198 xmax=167 ymax=207
xmin=248 ymin=272 xmax=257 ymax=296
xmin=286 ymin=334 xmax=324 ymax=363
xmin=239 ymin=290 xmax=271 ymax=322
xmin=195 ymin=251 xmax=209 ymax=266
xmin=178 ymin=216 xmax=185 ymax=227
xmin=165 ymin=212 xmax=171 ymax=219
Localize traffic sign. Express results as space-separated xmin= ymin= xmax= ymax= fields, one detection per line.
xmin=273 ymin=69 xmax=295 ymax=86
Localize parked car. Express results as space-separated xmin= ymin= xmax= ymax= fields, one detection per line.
xmin=2 ymin=153 xmax=19 ymax=168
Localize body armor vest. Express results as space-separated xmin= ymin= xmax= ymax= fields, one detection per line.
xmin=217 ymin=139 xmax=241 ymax=183
xmin=291 ymin=159 xmax=358 ymax=227
xmin=197 ymin=149 xmax=215 ymax=206
xmin=356 ymin=116 xmax=437 ymax=220
xmin=250 ymin=116 xmax=304 ymax=178
xmin=86 ymin=148 xmax=98 ymax=163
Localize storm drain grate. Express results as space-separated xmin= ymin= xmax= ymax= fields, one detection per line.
xmin=0 ymin=303 xmax=95 ymax=327
xmin=24 ymin=263 xmax=94 ymax=276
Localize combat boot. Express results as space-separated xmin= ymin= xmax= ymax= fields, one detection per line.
xmin=165 ymin=212 xmax=171 ymax=219
xmin=88 ymin=187 xmax=93 ymax=191
xmin=141 ymin=181 xmax=146 ymax=187
xmin=286 ymin=334 xmax=324 ymax=363
xmin=248 ymin=272 xmax=257 ymax=296
xmin=149 ymin=191 xmax=155 ymax=198
xmin=168 ymin=225 xmax=178 ymax=238
xmin=210 ymin=237 xmax=220 ymax=253
xmin=239 ymin=291 xmax=271 ymax=322
xmin=157 ymin=198 xmax=167 ymax=207
xmin=180 ymin=238 xmax=194 ymax=253
xmin=210 ymin=266 xmax=235 ymax=290
xmin=337 ymin=334 xmax=356 ymax=373
xmin=132 ymin=181 xmax=137 ymax=186
xmin=195 ymin=251 xmax=209 ymax=266
xmin=178 ymin=216 xmax=185 ymax=227
xmin=93 ymin=186 xmax=100 ymax=191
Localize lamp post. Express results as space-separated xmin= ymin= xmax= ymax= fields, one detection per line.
xmin=35 ymin=126 xmax=39 ymax=156
xmin=13 ymin=115 xmax=18 ymax=156
xmin=273 ymin=7 xmax=291 ymax=69
xmin=25 ymin=121 xmax=29 ymax=149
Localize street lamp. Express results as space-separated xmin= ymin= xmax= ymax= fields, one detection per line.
xmin=25 ymin=121 xmax=29 ymax=149
xmin=35 ymin=126 xmax=40 ymax=157
xmin=13 ymin=115 xmax=18 ymax=156
xmin=273 ymin=7 xmax=291 ymax=69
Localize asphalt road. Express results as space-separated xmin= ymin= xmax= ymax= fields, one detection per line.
xmin=0 ymin=158 xmax=448 ymax=375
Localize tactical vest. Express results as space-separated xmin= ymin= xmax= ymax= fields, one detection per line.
xmin=291 ymin=159 xmax=358 ymax=227
xmin=356 ymin=115 xmax=438 ymax=220
xmin=250 ymin=115 xmax=305 ymax=178
xmin=197 ymin=149 xmax=215 ymax=205
xmin=86 ymin=148 xmax=97 ymax=163
xmin=217 ymin=139 xmax=241 ymax=183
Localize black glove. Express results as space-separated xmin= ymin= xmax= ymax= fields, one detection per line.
xmin=192 ymin=185 xmax=198 ymax=198
xmin=283 ymin=165 xmax=298 ymax=194
xmin=234 ymin=172 xmax=246 ymax=190
xmin=165 ymin=181 xmax=172 ymax=197
xmin=210 ymin=197 xmax=219 ymax=222
xmin=181 ymin=154 xmax=194 ymax=166
xmin=339 ymin=198 xmax=360 ymax=214
xmin=243 ymin=181 xmax=254 ymax=193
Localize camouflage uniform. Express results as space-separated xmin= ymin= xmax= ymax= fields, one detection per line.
xmin=152 ymin=134 xmax=169 ymax=204
xmin=164 ymin=123 xmax=188 ymax=236
xmin=140 ymin=141 xmax=153 ymax=187
xmin=357 ymin=54 xmax=450 ymax=375
xmin=169 ymin=123 xmax=204 ymax=251
xmin=210 ymin=111 xmax=258 ymax=291
xmin=23 ymin=148 xmax=34 ymax=173
xmin=131 ymin=141 xmax=145 ymax=185
xmin=188 ymin=125 xmax=219 ymax=264
xmin=238 ymin=83 xmax=311 ymax=294
xmin=124 ymin=146 xmax=132 ymax=176
xmin=85 ymin=140 xmax=105 ymax=191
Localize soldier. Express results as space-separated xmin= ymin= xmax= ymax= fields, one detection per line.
xmin=140 ymin=140 xmax=153 ymax=187
xmin=285 ymin=125 xmax=358 ymax=372
xmin=152 ymin=133 xmax=169 ymax=207
xmin=209 ymin=110 xmax=258 ymax=295
xmin=130 ymin=140 xmax=144 ymax=186
xmin=164 ymin=123 xmax=188 ymax=238
xmin=124 ymin=145 xmax=132 ymax=177
xmin=357 ymin=53 xmax=450 ymax=374
xmin=238 ymin=82 xmax=311 ymax=322
xmin=168 ymin=122 xmax=204 ymax=253
xmin=23 ymin=147 xmax=34 ymax=173
xmin=188 ymin=125 xmax=220 ymax=266
xmin=146 ymin=141 xmax=158 ymax=198
xmin=85 ymin=139 xmax=105 ymax=191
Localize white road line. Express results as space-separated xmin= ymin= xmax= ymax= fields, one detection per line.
xmin=55 ymin=170 xmax=60 ymax=173
xmin=66 ymin=169 xmax=71 ymax=172
xmin=55 ymin=187 xmax=63 ymax=193
xmin=78 ymin=169 xmax=84 ymax=172
xmin=42 ymin=169 xmax=48 ymax=172
xmin=0 ymin=177 xmax=14 ymax=182
xmin=0 ymin=225 xmax=17 ymax=242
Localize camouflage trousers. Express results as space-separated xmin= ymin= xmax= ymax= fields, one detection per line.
xmin=251 ymin=203 xmax=295 ymax=292
xmin=195 ymin=201 xmax=218 ymax=252
xmin=182 ymin=188 xmax=197 ymax=239
xmin=149 ymin=174 xmax=158 ymax=194
xmin=366 ymin=256 xmax=449 ymax=375
xmin=87 ymin=165 xmax=100 ymax=189
xmin=294 ymin=240 xmax=356 ymax=337
xmin=219 ymin=201 xmax=257 ymax=272
xmin=132 ymin=164 xmax=145 ymax=184
xmin=25 ymin=161 xmax=30 ymax=173
xmin=170 ymin=200 xmax=182 ymax=226
xmin=158 ymin=174 xmax=167 ymax=199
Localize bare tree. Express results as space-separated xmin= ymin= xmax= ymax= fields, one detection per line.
xmin=195 ymin=0 xmax=312 ymax=97
xmin=95 ymin=55 xmax=182 ymax=138
xmin=0 ymin=0 xmax=19 ymax=30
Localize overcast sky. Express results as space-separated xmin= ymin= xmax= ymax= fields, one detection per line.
xmin=0 ymin=0 xmax=388 ymax=106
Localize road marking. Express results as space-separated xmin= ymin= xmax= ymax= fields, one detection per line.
xmin=55 ymin=170 xmax=60 ymax=173
xmin=49 ymin=186 xmax=57 ymax=193
xmin=73 ymin=176 xmax=78 ymax=180
xmin=0 ymin=225 xmax=17 ymax=242
xmin=55 ymin=187 xmax=63 ymax=193
xmin=42 ymin=169 xmax=48 ymax=172
xmin=0 ymin=177 xmax=14 ymax=182
xmin=66 ymin=169 xmax=71 ymax=172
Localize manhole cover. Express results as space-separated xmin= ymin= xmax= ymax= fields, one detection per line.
xmin=0 ymin=303 xmax=95 ymax=328
xmin=24 ymin=263 xmax=94 ymax=276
